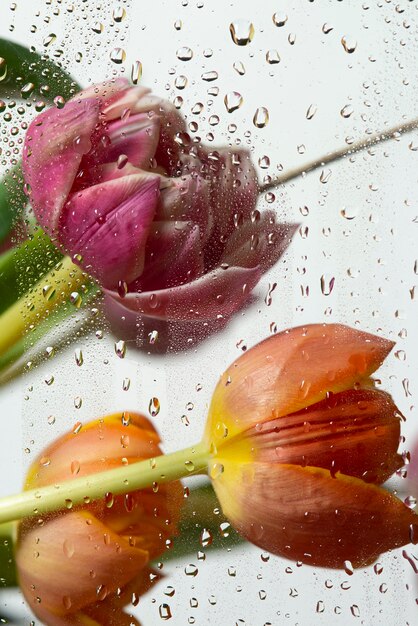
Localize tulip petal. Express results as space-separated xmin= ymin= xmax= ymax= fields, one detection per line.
xmin=101 ymin=86 xmax=151 ymax=121
xmin=206 ymin=324 xmax=395 ymax=440
xmin=212 ymin=462 xmax=418 ymax=568
xmin=105 ymin=113 xmax=161 ymax=169
xmin=17 ymin=510 xmax=149 ymax=615
xmin=221 ymin=214 xmax=298 ymax=272
xmin=248 ymin=389 xmax=403 ymax=484
xmin=25 ymin=412 xmax=161 ymax=490
xmin=134 ymin=220 xmax=204 ymax=291
xmin=105 ymin=265 xmax=261 ymax=321
xmin=157 ymin=175 xmax=213 ymax=248
xmin=201 ymin=148 xmax=259 ymax=268
xmin=23 ymin=99 xmax=100 ymax=233
xmin=60 ymin=173 xmax=160 ymax=287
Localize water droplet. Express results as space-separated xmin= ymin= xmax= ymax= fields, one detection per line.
xmin=341 ymin=36 xmax=357 ymax=53
xmin=265 ymin=282 xmax=277 ymax=306
xmin=340 ymin=104 xmax=354 ymax=118
xmin=201 ymin=70 xmax=218 ymax=82
xmin=273 ymin=12 xmax=288 ymax=27
xmin=253 ymin=107 xmax=269 ymax=128
xmin=266 ymin=49 xmax=280 ymax=64
xmin=175 ymin=75 xmax=188 ymax=89
xmin=122 ymin=377 xmax=131 ymax=391
xmin=43 ymin=33 xmax=56 ymax=47
xmin=0 ymin=58 xmax=7 ymax=82
xmin=405 ymin=495 xmax=417 ymax=509
xmin=340 ymin=207 xmax=358 ymax=220
xmin=233 ymin=61 xmax=246 ymax=76
xmin=148 ymin=330 xmax=159 ymax=344
xmin=322 ymin=23 xmax=333 ymax=34
xmin=131 ymin=61 xmax=142 ymax=85
xmin=288 ymin=33 xmax=296 ymax=45
xmin=209 ymin=462 xmax=224 ymax=479
xmin=74 ymin=349 xmax=83 ymax=366
xmin=224 ymin=91 xmax=243 ymax=113
xmin=63 ymin=540 xmax=75 ymax=558
xmin=149 ymin=397 xmax=160 ymax=417
xmin=306 ymin=104 xmax=317 ymax=119
xmin=113 ymin=6 xmax=126 ymax=22
xmin=229 ymin=20 xmax=254 ymax=46
xmin=91 ymin=22 xmax=104 ymax=34
xmin=74 ymin=397 xmax=82 ymax=409
xmin=177 ymin=46 xmax=193 ymax=61
xmin=219 ymin=522 xmax=231 ymax=537
xmin=110 ymin=48 xmax=126 ymax=64
xmin=70 ymin=291 xmax=82 ymax=308
xmin=42 ymin=284 xmax=56 ymax=300
xmin=320 ymin=274 xmax=335 ymax=296
xmin=316 ymin=601 xmax=325 ymax=614
xmin=70 ymin=460 xmax=80 ymax=475
xmin=174 ymin=19 xmax=182 ymax=30
xmin=320 ymin=169 xmax=332 ymax=183
xmin=185 ymin=563 xmax=198 ymax=576
xmin=114 ymin=340 xmax=126 ymax=359
xmin=200 ymin=528 xmax=213 ymax=547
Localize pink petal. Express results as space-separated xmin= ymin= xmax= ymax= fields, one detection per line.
xmin=60 ymin=173 xmax=160 ymax=287
xmin=71 ymin=78 xmax=129 ymax=104
xmin=104 ymin=113 xmax=161 ymax=169
xmin=157 ymin=175 xmax=213 ymax=248
xmin=23 ymin=99 xmax=100 ymax=233
xmin=105 ymin=265 xmax=261 ymax=321
xmin=212 ymin=462 xmax=418 ymax=568
xmin=249 ymin=388 xmax=402 ymax=484
xmin=205 ymin=324 xmax=395 ymax=439
xmin=101 ymin=86 xmax=151 ymax=121
xmin=134 ymin=220 xmax=204 ymax=291
xmin=221 ymin=212 xmax=297 ymax=271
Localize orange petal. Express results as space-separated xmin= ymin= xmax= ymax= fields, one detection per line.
xmin=16 ymin=510 xmax=148 ymax=617
xmin=246 ymin=389 xmax=402 ymax=484
xmin=25 ymin=412 xmax=161 ymax=489
xmin=205 ymin=324 xmax=394 ymax=440
xmin=212 ymin=462 xmax=417 ymax=568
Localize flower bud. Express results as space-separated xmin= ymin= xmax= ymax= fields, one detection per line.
xmin=16 ymin=413 xmax=182 ymax=625
xmin=204 ymin=323 xmax=417 ymax=568
xmin=23 ymin=78 xmax=296 ymax=332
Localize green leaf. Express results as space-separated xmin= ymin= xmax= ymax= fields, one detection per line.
xmin=0 ymin=38 xmax=80 ymax=243
xmin=0 ymin=229 xmax=62 ymax=316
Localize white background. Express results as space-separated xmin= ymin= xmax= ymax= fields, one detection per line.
xmin=1 ymin=0 xmax=418 ymax=624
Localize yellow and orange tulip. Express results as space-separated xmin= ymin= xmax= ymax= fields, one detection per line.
xmin=204 ymin=323 xmax=417 ymax=568
xmin=16 ymin=413 xmax=182 ymax=626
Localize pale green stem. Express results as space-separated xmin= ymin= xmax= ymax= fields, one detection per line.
xmin=0 ymin=442 xmax=210 ymax=524
xmin=261 ymin=114 xmax=418 ymax=191
xmin=0 ymin=255 xmax=86 ymax=355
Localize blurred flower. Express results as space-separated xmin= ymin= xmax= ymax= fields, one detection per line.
xmin=16 ymin=413 xmax=182 ymax=626
xmin=23 ymin=78 xmax=295 ymax=331
xmin=203 ymin=323 xmax=417 ymax=568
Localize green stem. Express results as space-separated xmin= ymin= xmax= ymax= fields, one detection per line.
xmin=0 ymin=255 xmax=86 ymax=355
xmin=0 ymin=521 xmax=17 ymax=587
xmin=0 ymin=443 xmax=210 ymax=524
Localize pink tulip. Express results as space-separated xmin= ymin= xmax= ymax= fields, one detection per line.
xmin=15 ymin=413 xmax=183 ymax=625
xmin=23 ymin=78 xmax=295 ymax=330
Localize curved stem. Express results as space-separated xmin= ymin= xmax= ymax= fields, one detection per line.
xmin=260 ymin=114 xmax=418 ymax=191
xmin=0 ymin=442 xmax=210 ymax=524
xmin=0 ymin=255 xmax=86 ymax=355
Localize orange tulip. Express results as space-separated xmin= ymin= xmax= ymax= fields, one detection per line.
xmin=15 ymin=413 xmax=182 ymax=626
xmin=204 ymin=323 xmax=417 ymax=568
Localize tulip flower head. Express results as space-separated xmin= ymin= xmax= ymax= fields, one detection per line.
xmin=22 ymin=78 xmax=295 ymax=342
xmin=16 ymin=413 xmax=182 ymax=626
xmin=204 ymin=323 xmax=417 ymax=568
